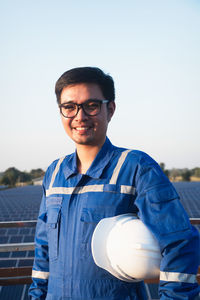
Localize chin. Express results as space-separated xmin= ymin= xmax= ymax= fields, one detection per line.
xmin=74 ymin=138 xmax=94 ymax=145
xmin=75 ymin=137 xmax=102 ymax=147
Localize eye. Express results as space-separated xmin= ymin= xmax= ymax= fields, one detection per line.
xmin=62 ymin=103 xmax=76 ymax=111
xmin=85 ymin=101 xmax=100 ymax=111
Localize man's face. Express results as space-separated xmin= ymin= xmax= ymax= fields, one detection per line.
xmin=60 ymin=83 xmax=115 ymax=148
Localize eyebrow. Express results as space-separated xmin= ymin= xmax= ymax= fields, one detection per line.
xmin=60 ymin=100 xmax=75 ymax=104
xmin=60 ymin=98 xmax=102 ymax=104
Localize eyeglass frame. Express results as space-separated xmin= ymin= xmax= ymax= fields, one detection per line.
xmin=59 ymin=99 xmax=110 ymax=118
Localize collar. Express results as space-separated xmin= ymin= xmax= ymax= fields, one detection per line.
xmin=63 ymin=137 xmax=115 ymax=179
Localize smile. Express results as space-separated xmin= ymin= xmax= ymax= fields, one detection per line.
xmin=75 ymin=127 xmax=90 ymax=131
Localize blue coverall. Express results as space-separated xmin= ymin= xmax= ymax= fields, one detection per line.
xmin=29 ymin=138 xmax=200 ymax=299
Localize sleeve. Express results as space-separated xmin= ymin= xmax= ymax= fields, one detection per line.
xmin=28 ymin=180 xmax=49 ymax=299
xmin=134 ymin=155 xmax=200 ymax=299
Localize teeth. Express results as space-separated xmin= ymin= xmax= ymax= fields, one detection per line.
xmin=76 ymin=127 xmax=89 ymax=130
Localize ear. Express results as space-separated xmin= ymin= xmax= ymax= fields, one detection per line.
xmin=107 ymin=101 xmax=116 ymax=122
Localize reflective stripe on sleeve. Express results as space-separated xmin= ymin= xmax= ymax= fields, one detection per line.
xmin=121 ymin=185 xmax=136 ymax=195
xmin=109 ymin=150 xmax=132 ymax=185
xmin=32 ymin=270 xmax=49 ymax=279
xmin=160 ymin=271 xmax=197 ymax=284
xmin=49 ymin=157 xmax=65 ymax=189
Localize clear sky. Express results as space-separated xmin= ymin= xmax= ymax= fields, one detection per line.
xmin=1 ymin=0 xmax=200 ymax=172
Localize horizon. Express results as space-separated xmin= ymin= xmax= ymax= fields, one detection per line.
xmin=1 ymin=161 xmax=200 ymax=174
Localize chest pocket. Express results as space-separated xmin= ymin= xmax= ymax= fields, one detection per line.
xmin=80 ymin=207 xmax=114 ymax=259
xmin=46 ymin=197 xmax=62 ymax=261
xmin=81 ymin=207 xmax=111 ymax=223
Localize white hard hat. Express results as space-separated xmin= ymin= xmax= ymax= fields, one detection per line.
xmin=91 ymin=214 xmax=161 ymax=282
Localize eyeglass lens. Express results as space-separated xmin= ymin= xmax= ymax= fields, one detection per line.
xmin=60 ymin=100 xmax=102 ymax=118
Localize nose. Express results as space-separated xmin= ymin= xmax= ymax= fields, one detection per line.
xmin=74 ymin=105 xmax=88 ymax=121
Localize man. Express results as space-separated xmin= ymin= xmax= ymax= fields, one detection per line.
xmin=29 ymin=67 xmax=199 ymax=299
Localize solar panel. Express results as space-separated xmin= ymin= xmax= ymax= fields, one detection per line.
xmin=0 ymin=284 xmax=24 ymax=300
xmin=0 ymin=186 xmax=42 ymax=222
xmin=0 ymin=186 xmax=42 ymax=299
xmin=173 ymin=182 xmax=200 ymax=216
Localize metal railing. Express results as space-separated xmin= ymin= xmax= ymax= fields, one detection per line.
xmin=0 ymin=220 xmax=37 ymax=228
xmin=0 ymin=221 xmax=36 ymax=253
xmin=0 ymin=219 xmax=199 ymax=286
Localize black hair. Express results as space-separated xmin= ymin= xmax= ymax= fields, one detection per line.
xmin=55 ymin=67 xmax=115 ymax=104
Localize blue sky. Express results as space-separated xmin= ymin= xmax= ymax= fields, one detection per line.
xmin=1 ymin=0 xmax=200 ymax=172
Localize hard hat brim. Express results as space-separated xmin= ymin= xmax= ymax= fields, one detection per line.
xmin=91 ymin=215 xmax=116 ymax=273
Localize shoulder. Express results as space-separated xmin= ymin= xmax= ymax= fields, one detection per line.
xmin=112 ymin=144 xmax=165 ymax=179
xmin=122 ymin=148 xmax=169 ymax=183
xmin=117 ymin=147 xmax=159 ymax=169
xmin=129 ymin=150 xmax=164 ymax=177
xmin=128 ymin=149 xmax=156 ymax=163
xmin=43 ymin=153 xmax=73 ymax=184
xmin=129 ymin=150 xmax=161 ymax=173
xmin=111 ymin=142 xmax=160 ymax=170
xmin=126 ymin=150 xmax=171 ymax=188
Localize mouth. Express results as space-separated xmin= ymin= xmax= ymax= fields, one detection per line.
xmin=73 ymin=125 xmax=93 ymax=134
xmin=75 ymin=127 xmax=90 ymax=131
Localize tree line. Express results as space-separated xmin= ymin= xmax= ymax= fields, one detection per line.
xmin=159 ymin=163 xmax=200 ymax=182
xmin=0 ymin=167 xmax=45 ymax=187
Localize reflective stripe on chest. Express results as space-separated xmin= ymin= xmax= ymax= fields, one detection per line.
xmin=46 ymin=149 xmax=135 ymax=197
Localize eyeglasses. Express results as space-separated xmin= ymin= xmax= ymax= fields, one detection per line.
xmin=59 ymin=99 xmax=109 ymax=118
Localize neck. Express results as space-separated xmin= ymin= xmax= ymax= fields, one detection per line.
xmin=76 ymin=142 xmax=104 ymax=174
